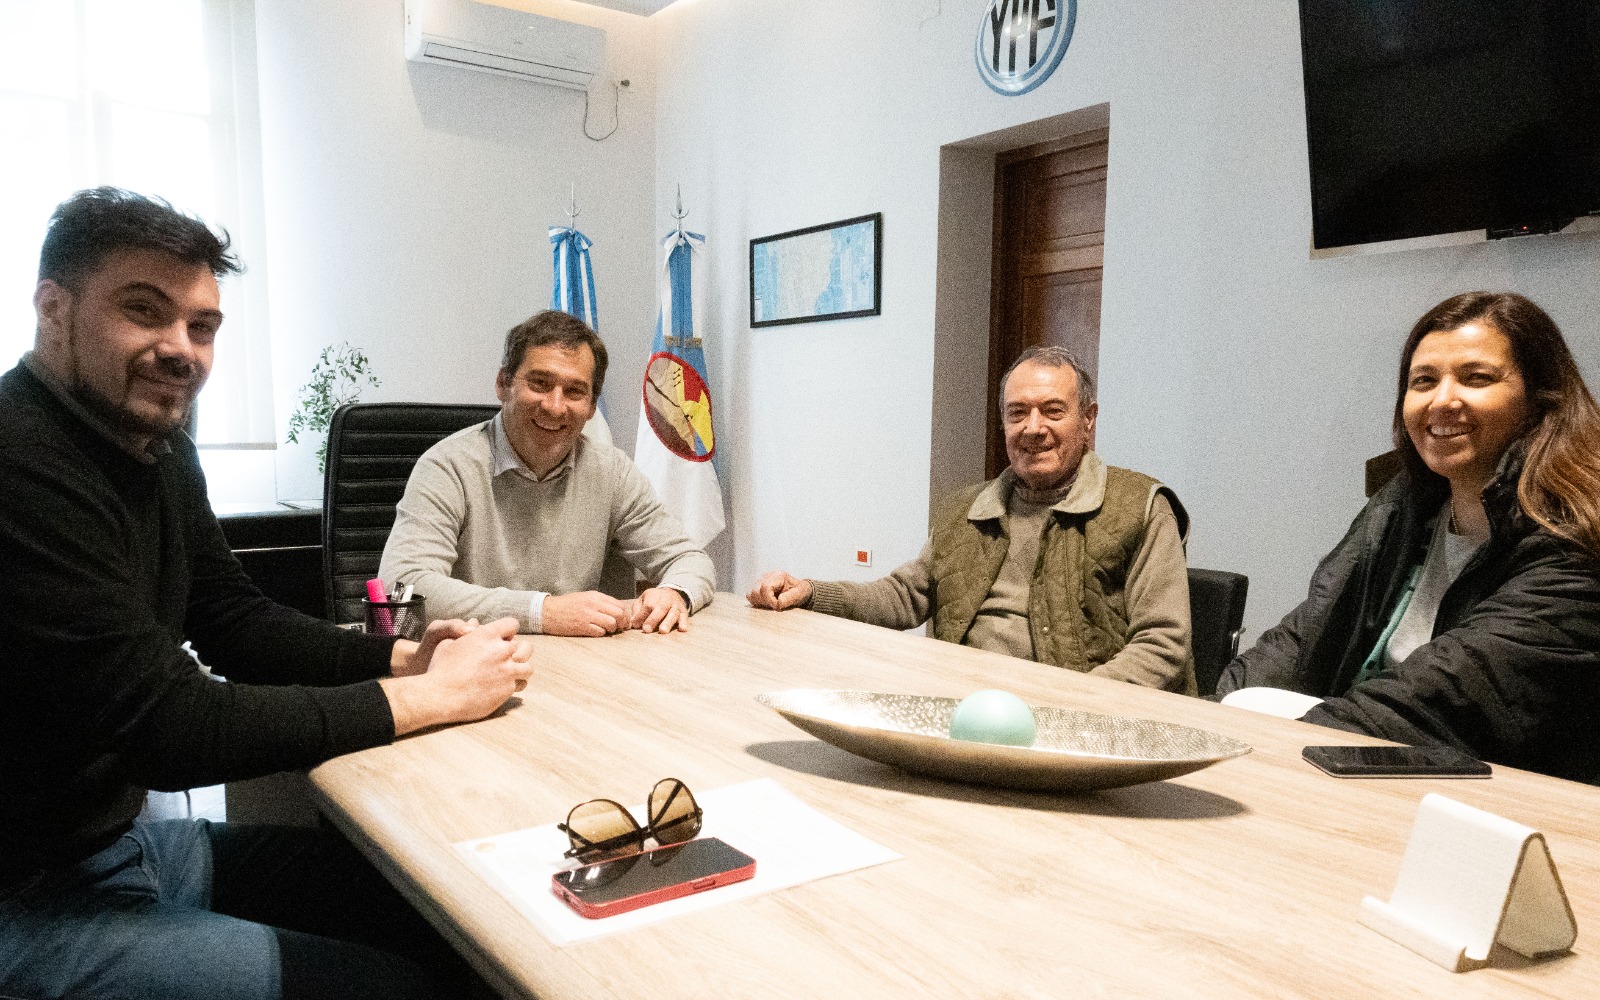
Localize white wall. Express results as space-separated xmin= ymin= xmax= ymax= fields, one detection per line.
xmin=254 ymin=0 xmax=658 ymax=499
xmin=652 ymin=0 xmax=1600 ymax=638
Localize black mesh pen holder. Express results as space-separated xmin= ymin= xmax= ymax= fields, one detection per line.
xmin=363 ymin=596 xmax=427 ymax=640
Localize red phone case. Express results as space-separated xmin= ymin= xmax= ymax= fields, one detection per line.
xmin=552 ymin=841 xmax=757 ymax=919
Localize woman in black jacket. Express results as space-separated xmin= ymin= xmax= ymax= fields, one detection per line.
xmin=1217 ymin=292 xmax=1600 ymax=782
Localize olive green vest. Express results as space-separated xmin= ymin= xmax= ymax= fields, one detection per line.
xmin=928 ymin=462 xmax=1185 ymax=674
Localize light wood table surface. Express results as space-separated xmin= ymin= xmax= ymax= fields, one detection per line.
xmin=309 ymin=597 xmax=1600 ymax=1000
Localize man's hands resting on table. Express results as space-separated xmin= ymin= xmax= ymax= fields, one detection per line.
xmin=382 ymin=617 xmax=534 ymax=736
xmin=543 ymin=591 xmax=630 ymax=637
xmin=747 ymin=571 xmax=813 ymax=611
xmin=542 ymin=588 xmax=691 ymax=636
xmin=630 ymin=586 xmax=690 ymax=633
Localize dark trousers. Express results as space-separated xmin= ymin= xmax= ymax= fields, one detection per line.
xmin=0 ymin=819 xmax=474 ymax=1000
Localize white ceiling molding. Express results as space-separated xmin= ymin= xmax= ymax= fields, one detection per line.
xmin=566 ymin=0 xmax=681 ymax=15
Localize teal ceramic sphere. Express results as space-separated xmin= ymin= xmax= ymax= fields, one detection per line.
xmin=948 ymin=689 xmax=1037 ymax=748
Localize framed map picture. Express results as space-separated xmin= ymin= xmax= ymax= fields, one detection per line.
xmin=749 ymin=213 xmax=882 ymax=328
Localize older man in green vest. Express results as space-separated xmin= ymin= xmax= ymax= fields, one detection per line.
xmin=748 ymin=346 xmax=1194 ymax=694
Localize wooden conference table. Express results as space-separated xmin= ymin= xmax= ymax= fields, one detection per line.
xmin=309 ymin=598 xmax=1600 ymax=1000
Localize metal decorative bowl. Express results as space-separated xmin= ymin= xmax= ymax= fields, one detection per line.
xmin=757 ymin=689 xmax=1251 ymax=792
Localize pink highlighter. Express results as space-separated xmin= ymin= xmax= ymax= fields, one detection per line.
xmin=366 ymin=577 xmax=394 ymax=634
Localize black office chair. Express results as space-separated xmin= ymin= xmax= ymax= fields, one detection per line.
xmin=322 ymin=402 xmax=499 ymax=625
xmin=1188 ymin=567 xmax=1249 ymax=697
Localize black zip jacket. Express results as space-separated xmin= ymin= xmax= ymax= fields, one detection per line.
xmin=1217 ymin=447 xmax=1600 ymax=782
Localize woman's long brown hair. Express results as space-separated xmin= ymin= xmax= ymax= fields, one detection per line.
xmin=1392 ymin=292 xmax=1600 ymax=562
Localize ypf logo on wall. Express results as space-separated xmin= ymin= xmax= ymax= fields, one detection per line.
xmin=976 ymin=0 xmax=1077 ymax=96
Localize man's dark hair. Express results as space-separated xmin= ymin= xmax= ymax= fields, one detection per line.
xmin=500 ymin=310 xmax=609 ymax=398
xmin=38 ymin=187 xmax=242 ymax=292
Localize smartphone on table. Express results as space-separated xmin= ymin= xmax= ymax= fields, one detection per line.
xmin=552 ymin=837 xmax=756 ymax=919
xmin=1302 ymin=744 xmax=1491 ymax=778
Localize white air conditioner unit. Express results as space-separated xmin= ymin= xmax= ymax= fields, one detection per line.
xmin=404 ymin=0 xmax=605 ymax=91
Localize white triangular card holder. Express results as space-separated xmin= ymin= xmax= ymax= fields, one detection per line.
xmin=1359 ymin=793 xmax=1577 ymax=972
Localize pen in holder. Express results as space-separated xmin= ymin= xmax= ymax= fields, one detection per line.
xmin=364 ymin=596 xmax=427 ymax=640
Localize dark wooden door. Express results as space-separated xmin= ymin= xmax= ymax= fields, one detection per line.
xmin=986 ymin=128 xmax=1108 ymax=478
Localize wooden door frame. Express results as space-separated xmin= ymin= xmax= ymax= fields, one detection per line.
xmin=985 ymin=126 xmax=1109 ymax=479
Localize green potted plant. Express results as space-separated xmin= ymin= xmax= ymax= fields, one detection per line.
xmin=285 ymin=342 xmax=380 ymax=473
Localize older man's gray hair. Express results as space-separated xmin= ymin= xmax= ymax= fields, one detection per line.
xmin=999 ymin=346 xmax=1096 ymax=409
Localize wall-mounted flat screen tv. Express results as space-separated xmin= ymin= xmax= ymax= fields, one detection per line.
xmin=1300 ymin=0 xmax=1600 ymax=250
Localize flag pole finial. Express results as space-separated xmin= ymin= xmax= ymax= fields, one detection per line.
xmin=672 ymin=183 xmax=688 ymax=238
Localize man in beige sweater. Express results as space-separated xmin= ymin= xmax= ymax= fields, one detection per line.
xmin=748 ymin=347 xmax=1194 ymax=693
xmin=381 ymin=311 xmax=714 ymax=637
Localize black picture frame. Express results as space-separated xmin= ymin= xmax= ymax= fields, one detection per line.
xmin=749 ymin=213 xmax=882 ymax=328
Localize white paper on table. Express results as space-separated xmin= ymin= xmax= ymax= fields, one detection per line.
xmin=1221 ymin=686 xmax=1326 ymax=720
xmin=452 ymin=778 xmax=903 ymax=945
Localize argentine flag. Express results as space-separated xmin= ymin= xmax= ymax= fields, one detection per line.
xmin=549 ymin=225 xmax=612 ymax=445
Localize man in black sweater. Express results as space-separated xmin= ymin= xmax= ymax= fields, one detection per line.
xmin=0 ymin=188 xmax=533 ymax=999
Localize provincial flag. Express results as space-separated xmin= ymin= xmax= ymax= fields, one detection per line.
xmin=633 ymin=230 xmax=724 ymax=546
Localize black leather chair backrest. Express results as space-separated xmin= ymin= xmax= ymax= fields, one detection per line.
xmin=1188 ymin=567 xmax=1249 ymax=698
xmin=322 ymin=402 xmax=499 ymax=625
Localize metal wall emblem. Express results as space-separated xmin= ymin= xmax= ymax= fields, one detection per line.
xmin=975 ymin=0 xmax=1077 ymax=96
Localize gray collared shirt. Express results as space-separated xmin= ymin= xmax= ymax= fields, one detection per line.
xmin=489 ymin=411 xmax=577 ymax=484
xmin=379 ymin=414 xmax=714 ymax=632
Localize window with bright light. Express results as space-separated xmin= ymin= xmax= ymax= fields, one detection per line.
xmin=0 ymin=0 xmax=273 ymax=447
